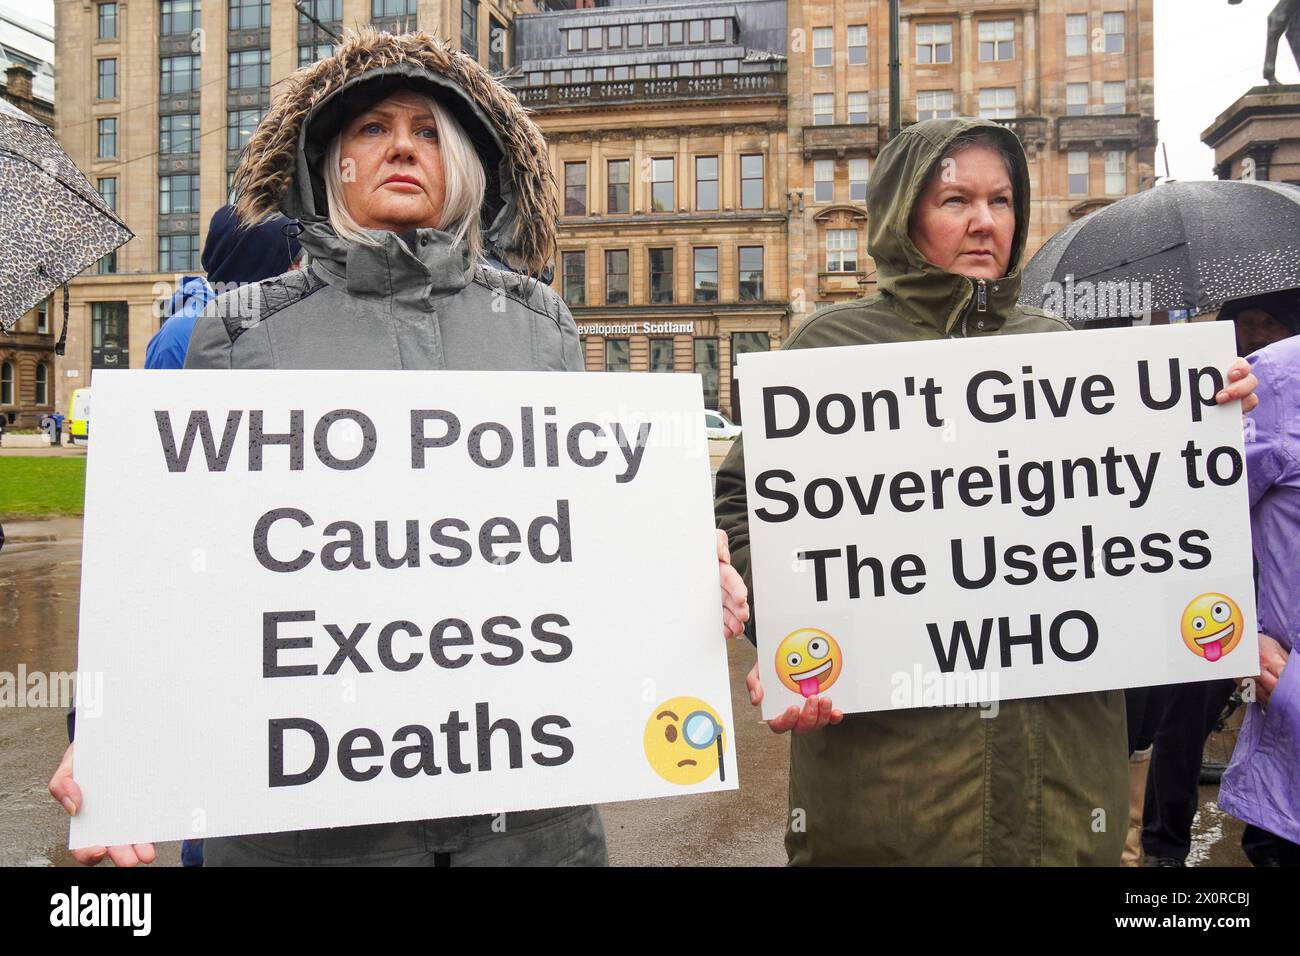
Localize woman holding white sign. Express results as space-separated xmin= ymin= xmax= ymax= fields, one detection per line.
xmin=715 ymin=117 xmax=1258 ymax=866
xmin=50 ymin=29 xmax=749 ymax=867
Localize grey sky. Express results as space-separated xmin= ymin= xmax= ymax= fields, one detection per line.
xmin=1157 ymin=0 xmax=1299 ymax=181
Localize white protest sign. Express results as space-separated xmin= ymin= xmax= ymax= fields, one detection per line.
xmin=737 ymin=323 xmax=1258 ymax=719
xmin=71 ymin=370 xmax=735 ymax=849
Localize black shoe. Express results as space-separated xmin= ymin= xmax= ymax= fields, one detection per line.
xmin=1142 ymin=855 xmax=1185 ymax=867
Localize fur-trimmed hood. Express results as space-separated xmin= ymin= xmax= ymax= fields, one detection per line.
xmin=232 ymin=28 xmax=556 ymax=276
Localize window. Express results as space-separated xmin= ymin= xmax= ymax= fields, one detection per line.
xmin=1068 ymin=151 xmax=1089 ymax=196
xmin=649 ymin=339 xmax=674 ymax=372
xmin=489 ymin=19 xmax=507 ymax=72
xmin=649 ymin=248 xmax=674 ymax=304
xmin=979 ymin=88 xmax=1015 ymax=120
xmin=160 ymin=114 xmax=199 ymax=155
xmin=460 ymin=0 xmax=479 ymax=58
xmin=848 ymin=91 xmax=869 ymax=124
xmin=161 ymin=0 xmax=200 ymax=37
xmin=740 ymin=154 xmax=764 ymax=210
xmin=689 ymin=20 xmax=704 ymax=43
xmin=227 ymin=109 xmax=263 ymax=151
xmin=1103 ymin=81 xmax=1125 ymax=115
xmin=655 ymin=63 xmax=672 ymax=79
xmin=160 ymin=54 xmax=200 ymax=94
xmin=849 ymin=158 xmax=869 ymax=202
xmin=607 ymin=26 xmax=622 ymax=48
xmin=37 ymin=299 xmax=48 ymax=334
xmin=978 ymin=20 xmax=1014 ymax=62
xmin=98 ymin=177 xmax=117 ymax=211
xmin=628 ymin=24 xmax=643 ymax=46
xmin=1105 ymin=150 xmax=1126 ymax=195
xmin=693 ymin=247 xmax=718 ymax=303
xmin=160 ymin=174 xmax=200 ymax=215
xmin=566 ymin=30 xmax=582 ymax=52
xmin=607 ymin=159 xmax=630 ymax=214
xmin=1104 ymin=12 xmax=1125 ymax=54
xmin=229 ymin=0 xmax=269 ymax=30
xmin=1066 ymin=13 xmax=1088 ymax=57
xmin=564 ymin=162 xmax=587 ymax=216
xmin=651 ymin=158 xmax=674 ymax=212
xmin=159 ymin=233 xmax=199 ymax=271
xmin=97 ymin=59 xmax=117 ymax=99
xmin=813 ymin=27 xmax=833 ymax=67
xmin=605 ymin=339 xmax=629 ymax=372
xmin=738 ymin=246 xmax=763 ymax=301
xmin=561 ymin=251 xmax=585 ymax=306
xmin=0 ymin=362 xmax=11 ymax=405
xmin=813 ymin=159 xmax=833 ymax=203
xmin=916 ymin=23 xmax=953 ymax=64
xmin=300 ymin=0 xmax=342 ymax=22
xmin=709 ymin=18 xmax=726 ymax=43
xmin=647 ymin=23 xmax=663 ymax=45
xmin=848 ymin=25 xmax=868 ymax=65
xmin=299 ymin=43 xmax=337 ymax=67
xmin=669 ymin=21 xmax=683 ymax=44
xmin=696 ymin=156 xmax=719 ymax=211
xmin=605 ymin=250 xmax=629 ymax=305
xmin=98 ymin=3 xmax=117 ymax=39
xmin=372 ymin=0 xmax=416 ymax=15
xmin=695 ymin=339 xmax=719 ymax=408
xmin=35 ymin=363 xmax=48 ymax=406
xmin=97 ymin=118 xmax=117 ymax=158
xmin=229 ymin=49 xmax=270 ymax=90
xmin=98 ymin=251 xmax=117 ymax=274
xmin=813 ymin=93 xmax=834 ymax=126
xmin=827 ymin=229 xmax=858 ymax=272
xmin=1066 ymin=83 xmax=1088 ymax=116
xmin=91 ymin=302 xmax=129 ymax=368
xmin=917 ymin=89 xmax=954 ymax=121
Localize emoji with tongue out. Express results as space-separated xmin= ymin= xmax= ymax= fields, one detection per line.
xmin=1180 ymin=593 xmax=1244 ymax=662
xmin=776 ymin=628 xmax=843 ymax=697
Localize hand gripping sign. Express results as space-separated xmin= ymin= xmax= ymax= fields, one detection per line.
xmin=736 ymin=324 xmax=1258 ymax=719
xmin=70 ymin=370 xmax=737 ymax=849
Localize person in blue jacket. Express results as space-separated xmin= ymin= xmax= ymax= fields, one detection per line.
xmin=145 ymin=205 xmax=302 ymax=369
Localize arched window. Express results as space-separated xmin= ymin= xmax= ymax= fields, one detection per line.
xmin=35 ymin=362 xmax=48 ymax=406
xmin=0 ymin=361 xmax=13 ymax=405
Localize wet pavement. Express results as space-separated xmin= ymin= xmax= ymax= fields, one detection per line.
xmin=0 ymin=516 xmax=1248 ymax=867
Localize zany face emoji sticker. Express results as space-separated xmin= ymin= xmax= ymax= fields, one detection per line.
xmin=643 ymin=697 xmax=727 ymax=785
xmin=775 ymin=628 xmax=842 ymax=698
xmin=1180 ymin=593 xmax=1244 ymax=662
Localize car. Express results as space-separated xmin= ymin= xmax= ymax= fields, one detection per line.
xmin=704 ymin=409 xmax=742 ymax=440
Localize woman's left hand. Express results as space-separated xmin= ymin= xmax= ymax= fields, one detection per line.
xmin=717 ymin=529 xmax=750 ymax=639
xmin=1216 ymin=357 xmax=1260 ymax=414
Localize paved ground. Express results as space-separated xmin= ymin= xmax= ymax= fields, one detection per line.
xmin=0 ymin=515 xmax=1248 ymax=867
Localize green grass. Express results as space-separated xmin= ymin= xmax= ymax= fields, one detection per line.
xmin=0 ymin=457 xmax=86 ymax=516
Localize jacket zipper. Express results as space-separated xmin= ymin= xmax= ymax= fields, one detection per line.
xmin=976 ymin=278 xmax=988 ymax=314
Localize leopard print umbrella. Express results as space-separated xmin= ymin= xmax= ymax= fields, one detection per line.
xmin=0 ymin=98 xmax=133 ymax=336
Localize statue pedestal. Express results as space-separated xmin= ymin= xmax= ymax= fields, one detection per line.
xmin=1201 ymin=84 xmax=1300 ymax=183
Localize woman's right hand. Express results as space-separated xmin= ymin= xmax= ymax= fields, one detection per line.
xmin=746 ymin=662 xmax=844 ymax=734
xmin=48 ymin=743 xmax=156 ymax=866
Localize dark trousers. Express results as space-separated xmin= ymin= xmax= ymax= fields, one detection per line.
xmin=1125 ymin=680 xmax=1235 ymax=861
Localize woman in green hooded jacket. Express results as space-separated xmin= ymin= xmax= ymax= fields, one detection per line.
xmin=714 ymin=117 xmax=1259 ymax=866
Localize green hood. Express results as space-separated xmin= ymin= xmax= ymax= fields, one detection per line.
xmin=867 ymin=117 xmax=1033 ymax=336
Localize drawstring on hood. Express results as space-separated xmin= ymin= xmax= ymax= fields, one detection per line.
xmin=231 ymin=28 xmax=557 ymax=285
xmin=867 ymin=117 xmax=1033 ymax=337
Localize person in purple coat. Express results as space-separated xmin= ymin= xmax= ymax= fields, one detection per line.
xmin=1219 ymin=330 xmax=1300 ymax=865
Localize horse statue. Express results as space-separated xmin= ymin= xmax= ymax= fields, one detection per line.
xmin=1231 ymin=0 xmax=1300 ymax=86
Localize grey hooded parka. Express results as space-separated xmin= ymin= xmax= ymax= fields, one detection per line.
xmin=186 ymin=29 xmax=604 ymax=866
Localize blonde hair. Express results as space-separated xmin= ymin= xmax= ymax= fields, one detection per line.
xmin=323 ymin=92 xmax=486 ymax=262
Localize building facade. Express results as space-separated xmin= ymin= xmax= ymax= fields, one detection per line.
xmin=0 ymin=4 xmax=57 ymax=428
xmin=53 ymin=0 xmax=533 ymax=401
xmin=512 ymin=0 xmax=1156 ymax=414
xmin=1203 ymin=84 xmax=1300 ymax=186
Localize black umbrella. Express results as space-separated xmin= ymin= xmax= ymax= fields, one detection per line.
xmin=1020 ymin=179 xmax=1300 ymax=321
xmin=0 ymin=97 xmax=133 ymax=350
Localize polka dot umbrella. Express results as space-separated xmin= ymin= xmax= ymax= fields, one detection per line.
xmin=0 ymin=97 xmax=133 ymax=349
xmin=1020 ymin=179 xmax=1300 ymax=323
